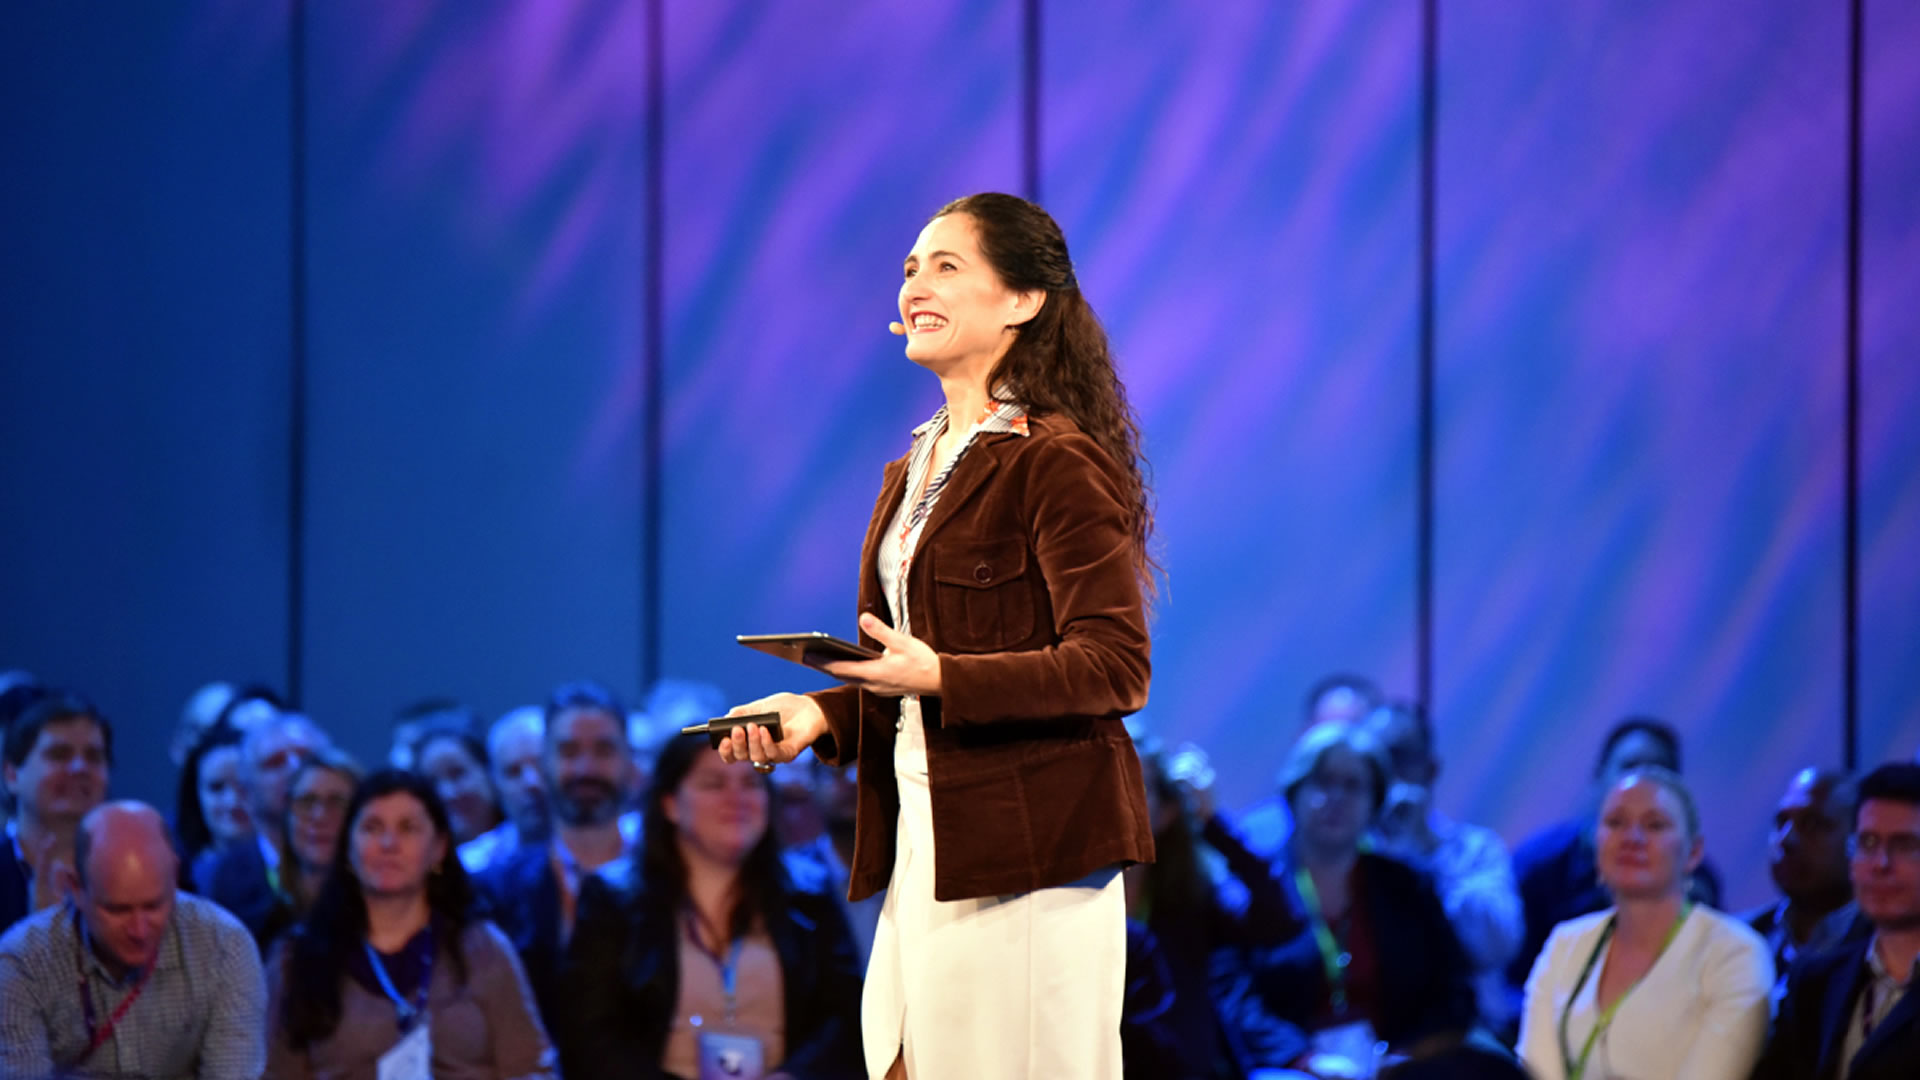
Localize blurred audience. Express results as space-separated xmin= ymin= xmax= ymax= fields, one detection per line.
xmin=1506 ymin=717 xmax=1725 ymax=1006
xmin=195 ymin=712 xmax=330 ymax=947
xmin=472 ymin=679 xmax=643 ymax=1032
xmin=266 ymin=769 xmax=555 ymax=1079
xmin=0 ymin=671 xmax=45 ymax=833
xmin=1123 ymin=735 xmax=1309 ymax=1078
xmin=562 ymin=732 xmax=863 ymax=1080
xmin=1751 ymin=761 xmax=1920 ymax=1080
xmin=2 ymin=690 xmax=112 ymax=936
xmin=1236 ymin=673 xmax=1385 ymax=861
xmin=1362 ymin=702 xmax=1524 ymax=1032
xmin=1518 ymin=767 xmax=1770 ymax=1080
xmin=169 ymin=679 xmax=238 ymax=768
xmin=411 ymin=714 xmax=505 ymax=846
xmin=1250 ymin=721 xmax=1476 ymax=1076
xmin=1742 ymin=766 xmax=1869 ymax=1000
xmin=779 ymin=757 xmax=883 ymax=968
xmin=0 ymin=801 xmax=265 ymax=1079
xmin=459 ymin=704 xmax=551 ymax=873
xmin=175 ymin=723 xmax=253 ymax=884
xmin=266 ymin=750 xmax=365 ymax=945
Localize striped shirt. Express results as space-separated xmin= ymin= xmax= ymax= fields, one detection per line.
xmin=0 ymin=892 xmax=266 ymax=1080
xmin=876 ymin=397 xmax=1031 ymax=642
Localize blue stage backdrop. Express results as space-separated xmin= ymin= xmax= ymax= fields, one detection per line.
xmin=2 ymin=0 xmax=1916 ymax=910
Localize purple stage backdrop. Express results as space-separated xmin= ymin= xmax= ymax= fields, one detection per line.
xmin=2 ymin=0 xmax=1916 ymax=911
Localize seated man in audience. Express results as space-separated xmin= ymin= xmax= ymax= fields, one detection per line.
xmin=1751 ymin=762 xmax=1920 ymax=1080
xmin=472 ymin=679 xmax=642 ymax=1032
xmin=2 ymin=691 xmax=111 ymax=936
xmin=781 ymin=756 xmax=884 ymax=968
xmin=192 ymin=711 xmax=329 ymax=945
xmin=0 ymin=801 xmax=264 ymax=1080
xmin=1743 ymin=767 xmax=1870 ymax=998
xmin=458 ymin=704 xmax=551 ymax=873
xmin=1504 ymin=716 xmax=1724 ymax=1012
xmin=1236 ymin=672 xmax=1384 ymax=859
xmin=1363 ymin=701 xmax=1524 ymax=1032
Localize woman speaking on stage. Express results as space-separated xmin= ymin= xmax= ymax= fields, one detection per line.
xmin=719 ymin=191 xmax=1158 ymax=1080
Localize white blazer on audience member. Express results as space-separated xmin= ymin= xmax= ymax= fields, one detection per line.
xmin=1519 ymin=904 xmax=1774 ymax=1080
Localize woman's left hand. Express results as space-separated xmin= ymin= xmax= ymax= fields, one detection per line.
xmin=819 ymin=613 xmax=943 ymax=697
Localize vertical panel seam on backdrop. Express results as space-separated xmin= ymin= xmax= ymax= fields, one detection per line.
xmin=1023 ymin=0 xmax=1042 ymax=201
xmin=642 ymin=0 xmax=665 ymax=690
xmin=1843 ymin=0 xmax=1863 ymax=770
xmin=1417 ymin=0 xmax=1438 ymax=717
xmin=287 ymin=0 xmax=310 ymax=705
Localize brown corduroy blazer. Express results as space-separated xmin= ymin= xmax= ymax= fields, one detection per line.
xmin=810 ymin=411 xmax=1156 ymax=903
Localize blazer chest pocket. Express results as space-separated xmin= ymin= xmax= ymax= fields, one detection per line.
xmin=930 ymin=537 xmax=1036 ymax=652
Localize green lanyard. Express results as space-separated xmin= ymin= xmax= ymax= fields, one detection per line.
xmin=1293 ymin=867 xmax=1353 ymax=1015
xmin=1558 ymin=904 xmax=1691 ymax=1080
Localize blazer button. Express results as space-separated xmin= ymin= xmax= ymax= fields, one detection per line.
xmin=974 ymin=563 xmax=992 ymax=583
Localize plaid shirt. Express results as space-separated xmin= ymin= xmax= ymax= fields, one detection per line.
xmin=0 ymin=892 xmax=266 ymax=1080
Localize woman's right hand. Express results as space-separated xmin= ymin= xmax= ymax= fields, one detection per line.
xmin=719 ymin=692 xmax=829 ymax=769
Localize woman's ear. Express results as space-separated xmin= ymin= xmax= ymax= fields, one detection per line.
xmin=1685 ymin=833 xmax=1706 ymax=874
xmin=1006 ymin=287 xmax=1045 ymax=328
xmin=662 ymin=793 xmax=681 ymax=827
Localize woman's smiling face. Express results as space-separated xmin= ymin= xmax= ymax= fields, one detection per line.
xmin=897 ymin=213 xmax=1035 ymax=371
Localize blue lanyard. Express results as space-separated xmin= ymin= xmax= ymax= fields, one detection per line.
xmin=687 ymin=912 xmax=747 ymax=1022
xmin=364 ymin=933 xmax=433 ymax=1033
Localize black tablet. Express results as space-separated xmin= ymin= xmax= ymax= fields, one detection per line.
xmin=737 ymin=632 xmax=880 ymax=669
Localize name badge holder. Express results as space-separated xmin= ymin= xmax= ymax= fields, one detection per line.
xmin=688 ymin=912 xmax=766 ymax=1080
xmin=366 ymin=934 xmax=435 ymax=1080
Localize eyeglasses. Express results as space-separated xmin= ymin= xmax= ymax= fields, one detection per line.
xmin=1847 ymin=832 xmax=1920 ymax=862
xmin=291 ymin=792 xmax=351 ymax=818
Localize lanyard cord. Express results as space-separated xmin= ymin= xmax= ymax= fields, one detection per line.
xmin=1558 ymin=904 xmax=1691 ymax=1080
xmin=364 ymin=929 xmax=434 ymax=1033
xmin=70 ymin=906 xmax=153 ymax=1068
xmin=1292 ymin=867 xmax=1354 ymax=1016
xmin=686 ymin=910 xmax=747 ymax=1023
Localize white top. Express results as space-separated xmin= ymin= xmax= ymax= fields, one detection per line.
xmin=1519 ymin=905 xmax=1773 ymax=1080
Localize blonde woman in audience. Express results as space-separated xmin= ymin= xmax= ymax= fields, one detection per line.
xmin=1519 ymin=766 xmax=1772 ymax=1080
xmin=265 ymin=769 xmax=555 ymax=1079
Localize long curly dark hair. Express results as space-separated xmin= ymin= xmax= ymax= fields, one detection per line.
xmin=935 ymin=192 xmax=1161 ymax=594
xmin=279 ymin=768 xmax=475 ymax=1050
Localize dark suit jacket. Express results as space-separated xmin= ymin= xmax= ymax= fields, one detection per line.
xmin=469 ymin=841 xmax=567 ymax=1033
xmin=1250 ymin=852 xmax=1477 ymax=1050
xmin=559 ymin=856 xmax=863 ymax=1080
xmin=810 ymin=412 xmax=1156 ymax=902
xmin=1750 ymin=936 xmax=1920 ymax=1080
xmin=191 ymin=836 xmax=291 ymax=951
xmin=0 ymin=842 xmax=29 ymax=939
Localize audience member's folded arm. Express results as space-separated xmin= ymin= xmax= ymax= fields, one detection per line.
xmin=0 ymin=953 xmax=58 ymax=1080
xmin=200 ymin=921 xmax=271 ymax=1080
xmin=1672 ymin=933 xmax=1774 ymax=1080
xmin=475 ymin=922 xmax=561 ymax=1080
xmin=260 ymin=945 xmax=313 ymax=1080
xmin=1515 ymin=928 xmax=1570 ymax=1080
xmin=1441 ymin=830 xmax=1526 ymax=972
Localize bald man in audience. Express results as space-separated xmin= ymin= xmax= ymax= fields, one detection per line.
xmin=0 ymin=801 xmax=264 ymax=1080
xmin=1744 ymin=767 xmax=1870 ymax=997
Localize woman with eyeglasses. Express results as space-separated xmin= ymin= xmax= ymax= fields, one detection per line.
xmin=1519 ymin=766 xmax=1771 ymax=1080
xmin=265 ymin=768 xmax=556 ymax=1079
xmin=277 ymin=752 xmax=364 ymax=928
xmin=1249 ymin=722 xmax=1476 ymax=1077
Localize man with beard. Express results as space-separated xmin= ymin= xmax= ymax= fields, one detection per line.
xmin=471 ymin=680 xmax=638 ymax=1033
